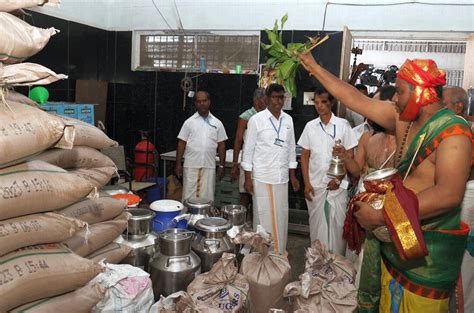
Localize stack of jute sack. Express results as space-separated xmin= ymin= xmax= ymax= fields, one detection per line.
xmin=0 ymin=2 xmax=135 ymax=311
xmin=284 ymin=240 xmax=357 ymax=313
xmin=0 ymin=1 xmax=66 ymax=87
xmin=0 ymin=91 xmax=132 ymax=311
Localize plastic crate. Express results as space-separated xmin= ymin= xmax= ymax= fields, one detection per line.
xmin=61 ymin=105 xmax=78 ymax=119
xmin=42 ymin=104 xmax=61 ymax=115
xmin=78 ymin=104 xmax=94 ymax=125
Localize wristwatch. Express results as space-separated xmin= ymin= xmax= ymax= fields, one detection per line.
xmin=218 ymin=165 xmax=224 ymax=168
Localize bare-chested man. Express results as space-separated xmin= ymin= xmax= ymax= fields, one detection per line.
xmin=341 ymin=86 xmax=398 ymax=181
xmin=443 ymin=86 xmax=474 ymax=312
xmin=299 ymin=53 xmax=473 ymax=313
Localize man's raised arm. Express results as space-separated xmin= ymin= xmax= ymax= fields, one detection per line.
xmin=298 ymin=52 xmax=397 ymax=132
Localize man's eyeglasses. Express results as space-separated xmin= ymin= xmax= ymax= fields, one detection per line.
xmin=270 ymin=95 xmax=285 ymax=101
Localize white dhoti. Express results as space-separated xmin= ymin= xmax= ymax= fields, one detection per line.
xmin=252 ymin=179 xmax=288 ymax=255
xmin=306 ymin=187 xmax=348 ymax=256
xmin=182 ymin=167 xmax=216 ymax=202
xmin=238 ymin=166 xmax=246 ymax=193
xmin=461 ymin=180 xmax=474 ymax=312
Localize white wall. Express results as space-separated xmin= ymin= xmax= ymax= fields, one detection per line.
xmin=357 ymin=50 xmax=465 ymax=71
xmin=31 ymin=0 xmax=474 ymax=33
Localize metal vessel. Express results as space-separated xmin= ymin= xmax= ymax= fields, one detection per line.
xmin=327 ymin=139 xmax=347 ymax=179
xmin=100 ymin=185 xmax=129 ymax=196
xmin=149 ymin=229 xmax=201 ymax=299
xmin=123 ymin=208 xmax=155 ymax=241
xmin=192 ymin=217 xmax=234 ymax=272
xmin=221 ymin=205 xmax=247 ymax=265
xmin=115 ymin=233 xmax=156 ymax=270
xmin=364 ymin=168 xmax=398 ymax=242
xmin=221 ymin=204 xmax=247 ymax=238
xmin=174 ymin=197 xmax=214 ymax=230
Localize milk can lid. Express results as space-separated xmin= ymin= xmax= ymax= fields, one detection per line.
xmin=364 ymin=168 xmax=398 ymax=181
xmin=195 ymin=217 xmax=231 ymax=233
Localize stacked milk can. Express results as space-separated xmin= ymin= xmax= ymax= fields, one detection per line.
xmin=129 ymin=197 xmax=249 ymax=299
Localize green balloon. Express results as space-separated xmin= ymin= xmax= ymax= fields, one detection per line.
xmin=29 ymin=87 xmax=49 ymax=104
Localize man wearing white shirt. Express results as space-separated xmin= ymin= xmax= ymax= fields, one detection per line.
xmin=175 ymin=91 xmax=228 ymax=202
xmin=298 ymin=88 xmax=358 ymax=255
xmin=241 ymin=84 xmax=300 ymax=255
xmin=352 ymin=119 xmax=373 ymax=141
xmin=345 ymin=84 xmax=368 ymax=127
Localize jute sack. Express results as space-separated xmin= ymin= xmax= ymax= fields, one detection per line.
xmin=91 ymin=263 xmax=154 ymax=312
xmin=234 ymin=231 xmax=291 ymax=313
xmin=56 ymin=196 xmax=126 ymax=225
xmin=87 ymin=242 xmax=132 ymax=264
xmin=0 ymin=13 xmax=57 ymax=64
xmin=284 ymin=273 xmax=357 ymax=313
xmin=0 ymin=62 xmax=67 ymax=86
xmin=0 ymin=161 xmax=95 ymax=220
xmin=10 ymin=283 xmax=105 ymax=313
xmin=187 ymin=253 xmax=250 ymax=312
xmin=63 ymin=212 xmax=130 ymax=257
xmin=5 ymin=88 xmax=41 ymax=108
xmin=151 ymin=291 xmax=220 ymax=313
xmin=283 ymin=240 xmax=357 ymax=313
xmin=0 ymin=99 xmax=74 ymax=168
xmin=305 ymin=240 xmax=356 ymax=284
xmin=61 ymin=116 xmax=118 ymax=149
xmin=166 ymin=175 xmax=182 ymax=201
xmin=0 ymin=212 xmax=86 ymax=256
xmin=32 ymin=146 xmax=115 ymax=169
xmin=0 ymin=0 xmax=59 ymax=12
xmin=0 ymin=243 xmax=102 ymax=312
xmin=70 ymin=166 xmax=116 ymax=188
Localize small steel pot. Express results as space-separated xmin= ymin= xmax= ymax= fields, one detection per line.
xmin=100 ymin=185 xmax=130 ymax=196
xmin=222 ymin=205 xmax=247 ymax=227
xmin=123 ymin=208 xmax=155 ymax=241
xmin=158 ymin=228 xmax=195 ymax=256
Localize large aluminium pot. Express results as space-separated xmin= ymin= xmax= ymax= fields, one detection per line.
xmin=149 ymin=228 xmax=200 ymax=299
xmin=191 ymin=217 xmax=234 ymax=272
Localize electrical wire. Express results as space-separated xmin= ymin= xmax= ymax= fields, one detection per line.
xmin=173 ymin=0 xmax=185 ymax=31
xmin=151 ymin=0 xmax=176 ymax=33
xmin=321 ymin=1 xmax=474 ymax=31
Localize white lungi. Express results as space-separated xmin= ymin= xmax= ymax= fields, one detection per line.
xmin=461 ymin=180 xmax=474 ymax=312
xmin=182 ymin=167 xmax=216 ymax=202
xmin=306 ymin=187 xmax=348 ymax=256
xmin=252 ymin=179 xmax=288 ymax=255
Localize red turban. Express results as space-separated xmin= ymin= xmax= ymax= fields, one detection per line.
xmin=397 ymin=59 xmax=446 ymax=121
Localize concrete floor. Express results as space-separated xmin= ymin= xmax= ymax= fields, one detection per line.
xmin=286 ymin=232 xmax=311 ymax=282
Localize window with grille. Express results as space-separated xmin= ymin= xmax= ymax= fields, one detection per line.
xmin=353 ymin=40 xmax=466 ymax=53
xmin=132 ymin=31 xmax=260 ymax=73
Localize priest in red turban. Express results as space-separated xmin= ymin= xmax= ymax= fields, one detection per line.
xmin=297 ymin=53 xmax=473 ymax=313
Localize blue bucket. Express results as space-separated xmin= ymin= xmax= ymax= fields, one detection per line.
xmin=144 ymin=177 xmax=167 ymax=203
xmin=149 ymin=200 xmax=187 ymax=232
